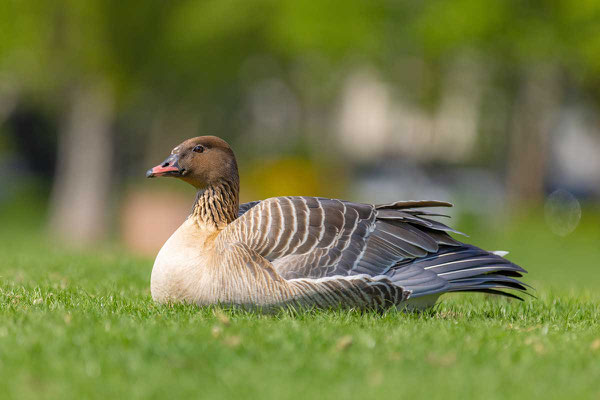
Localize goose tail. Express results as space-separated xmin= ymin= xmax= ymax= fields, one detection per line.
xmin=396 ymin=244 xmax=530 ymax=303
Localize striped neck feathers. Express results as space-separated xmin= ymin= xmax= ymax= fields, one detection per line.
xmin=191 ymin=179 xmax=239 ymax=231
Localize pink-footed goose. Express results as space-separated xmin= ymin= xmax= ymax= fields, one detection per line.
xmin=146 ymin=136 xmax=528 ymax=311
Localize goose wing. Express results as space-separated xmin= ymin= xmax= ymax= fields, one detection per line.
xmin=229 ymin=197 xmax=528 ymax=301
xmin=225 ymin=196 xmax=458 ymax=280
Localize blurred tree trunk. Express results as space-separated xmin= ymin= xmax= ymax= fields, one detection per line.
xmin=506 ymin=65 xmax=562 ymax=206
xmin=48 ymin=82 xmax=114 ymax=244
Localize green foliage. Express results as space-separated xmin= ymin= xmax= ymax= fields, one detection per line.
xmin=413 ymin=0 xmax=600 ymax=86
xmin=3 ymin=0 xmax=600 ymax=136
xmin=269 ymin=1 xmax=383 ymax=59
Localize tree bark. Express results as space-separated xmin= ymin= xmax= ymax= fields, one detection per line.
xmin=48 ymin=82 xmax=114 ymax=245
xmin=506 ymin=65 xmax=562 ymax=206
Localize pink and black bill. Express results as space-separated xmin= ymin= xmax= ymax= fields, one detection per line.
xmin=146 ymin=154 xmax=183 ymax=178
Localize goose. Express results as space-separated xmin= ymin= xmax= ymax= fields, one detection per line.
xmin=146 ymin=136 xmax=528 ymax=311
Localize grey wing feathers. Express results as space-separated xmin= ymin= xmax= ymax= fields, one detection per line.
xmin=230 ymin=197 xmax=376 ymax=279
xmin=353 ymin=205 xmax=463 ymax=277
xmin=369 ymin=204 xmax=528 ymax=299
xmin=288 ymin=275 xmax=410 ymax=309
xmin=233 ymin=197 xmax=529 ymax=301
xmin=390 ymin=245 xmax=528 ymax=299
xmin=238 ymin=201 xmax=261 ymax=217
xmin=375 ymin=200 xmax=453 ymax=209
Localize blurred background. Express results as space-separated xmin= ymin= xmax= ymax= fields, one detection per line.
xmin=1 ymin=0 xmax=598 ymax=257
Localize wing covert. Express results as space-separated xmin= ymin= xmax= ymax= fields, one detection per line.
xmin=221 ymin=196 xmax=377 ymax=279
xmin=221 ymin=196 xmax=464 ymax=283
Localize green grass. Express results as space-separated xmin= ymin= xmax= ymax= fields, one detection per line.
xmin=1 ymin=200 xmax=599 ymax=399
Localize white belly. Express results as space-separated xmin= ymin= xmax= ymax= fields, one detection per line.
xmin=150 ymin=220 xmax=212 ymax=304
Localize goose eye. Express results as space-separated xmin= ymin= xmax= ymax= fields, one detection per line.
xmin=193 ymin=145 xmax=205 ymax=153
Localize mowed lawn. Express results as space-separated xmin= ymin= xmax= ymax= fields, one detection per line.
xmin=1 ymin=201 xmax=599 ymax=400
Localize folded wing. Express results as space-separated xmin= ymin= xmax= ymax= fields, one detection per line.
xmin=227 ymin=197 xmax=455 ymax=277
xmin=226 ymin=196 xmax=528 ymax=301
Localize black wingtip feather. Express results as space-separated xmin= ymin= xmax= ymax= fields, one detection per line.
xmin=375 ymin=200 xmax=453 ymax=210
xmin=396 ymin=244 xmax=531 ymax=301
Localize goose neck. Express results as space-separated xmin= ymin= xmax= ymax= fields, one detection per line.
xmin=191 ymin=180 xmax=239 ymax=231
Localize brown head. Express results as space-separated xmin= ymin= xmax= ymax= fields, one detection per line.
xmin=146 ymin=136 xmax=239 ymax=189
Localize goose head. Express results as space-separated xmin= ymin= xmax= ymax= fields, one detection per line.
xmin=146 ymin=136 xmax=239 ymax=189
